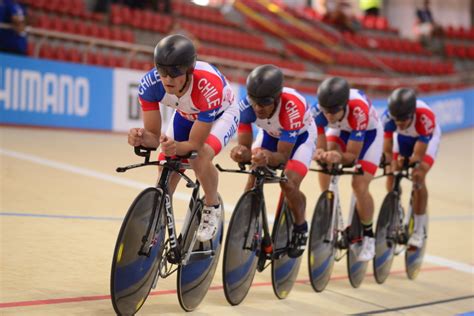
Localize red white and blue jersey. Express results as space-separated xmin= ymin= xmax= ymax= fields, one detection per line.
xmin=312 ymin=89 xmax=380 ymax=142
xmin=238 ymin=87 xmax=314 ymax=143
xmin=138 ymin=61 xmax=235 ymax=122
xmin=382 ymin=100 xmax=439 ymax=143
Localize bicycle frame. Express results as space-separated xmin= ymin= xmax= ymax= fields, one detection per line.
xmin=216 ymin=164 xmax=287 ymax=260
xmin=116 ymin=147 xmax=204 ymax=269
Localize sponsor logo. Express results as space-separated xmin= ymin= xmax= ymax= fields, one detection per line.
xmin=165 ymin=194 xmax=177 ymax=248
xmin=0 ymin=67 xmax=89 ymax=116
xmin=128 ymin=83 xmax=141 ymax=120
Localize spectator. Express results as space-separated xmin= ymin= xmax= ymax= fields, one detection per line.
xmin=322 ymin=0 xmax=358 ymax=33
xmin=359 ymin=0 xmax=381 ymax=17
xmin=0 ymin=0 xmax=27 ymax=55
xmin=414 ymin=0 xmax=443 ymax=51
xmin=155 ymin=0 xmax=171 ymax=14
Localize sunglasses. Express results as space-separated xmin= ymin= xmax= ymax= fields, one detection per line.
xmin=391 ymin=114 xmax=413 ymax=122
xmin=156 ymin=64 xmax=189 ymax=78
xmin=248 ymin=95 xmax=275 ymax=107
xmin=320 ymin=105 xmax=344 ymax=114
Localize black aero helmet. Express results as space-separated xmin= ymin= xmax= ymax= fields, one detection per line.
xmin=317 ymin=77 xmax=350 ymax=114
xmin=388 ymin=88 xmax=417 ymax=120
xmin=246 ymin=64 xmax=283 ymax=106
xmin=154 ymin=34 xmax=196 ymax=78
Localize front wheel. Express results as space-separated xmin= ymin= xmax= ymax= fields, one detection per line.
xmin=308 ymin=191 xmax=337 ymax=292
xmin=373 ymin=192 xmax=399 ymax=284
xmin=271 ymin=199 xmax=302 ymax=299
xmin=110 ymin=188 xmax=166 ymax=316
xmin=177 ymin=197 xmax=225 ymax=311
xmin=222 ymin=191 xmax=262 ymax=306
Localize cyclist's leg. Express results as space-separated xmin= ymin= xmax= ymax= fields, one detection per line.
xmin=385 ymin=133 xmax=399 ymax=192
xmin=194 ymin=102 xmax=239 ymax=241
xmin=409 ymin=126 xmax=440 ymax=246
xmin=352 ymin=126 xmax=383 ymax=261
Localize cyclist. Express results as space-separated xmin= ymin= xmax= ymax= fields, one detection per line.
xmin=382 ymin=87 xmax=441 ymax=248
xmin=230 ymin=64 xmax=317 ymax=258
xmin=128 ymin=34 xmax=239 ymax=242
xmin=312 ymin=77 xmax=383 ymax=262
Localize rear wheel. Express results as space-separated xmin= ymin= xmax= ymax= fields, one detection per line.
xmin=346 ymin=208 xmax=369 ymax=288
xmin=405 ymin=212 xmax=428 ymax=280
xmin=373 ymin=192 xmax=399 ymax=284
xmin=111 ymin=188 xmax=166 ymax=316
xmin=222 ymin=191 xmax=262 ymax=306
xmin=271 ymin=200 xmax=302 ymax=299
xmin=308 ymin=190 xmax=337 ymax=292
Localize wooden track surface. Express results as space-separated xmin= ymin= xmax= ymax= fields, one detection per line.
xmin=1 ymin=126 xmax=473 ymax=315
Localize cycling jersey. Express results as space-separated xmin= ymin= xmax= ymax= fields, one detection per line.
xmin=313 ymin=89 xmax=383 ymax=175
xmin=239 ymin=87 xmax=317 ymax=176
xmin=137 ymin=60 xmax=239 ymax=155
xmin=138 ymin=61 xmax=236 ymax=123
xmin=382 ymin=100 xmax=441 ymax=166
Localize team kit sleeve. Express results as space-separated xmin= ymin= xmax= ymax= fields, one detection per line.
xmin=347 ymin=99 xmax=370 ymax=142
xmin=312 ymin=104 xmax=328 ymax=135
xmin=191 ymin=70 xmax=225 ymax=123
xmin=414 ymin=107 xmax=436 ymax=143
xmin=279 ymin=97 xmax=306 ymax=143
xmin=138 ymin=69 xmax=165 ymax=111
xmin=382 ymin=109 xmax=397 ymax=139
xmin=237 ymin=97 xmax=256 ymax=134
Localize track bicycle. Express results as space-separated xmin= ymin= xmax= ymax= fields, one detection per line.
xmin=217 ymin=163 xmax=302 ymax=305
xmin=373 ymin=158 xmax=428 ymax=283
xmin=308 ymin=163 xmax=369 ymax=292
xmin=110 ymin=147 xmax=224 ymax=315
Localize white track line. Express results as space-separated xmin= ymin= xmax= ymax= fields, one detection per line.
xmin=0 ymin=148 xmax=236 ymax=212
xmin=1 ymin=148 xmax=472 ymax=274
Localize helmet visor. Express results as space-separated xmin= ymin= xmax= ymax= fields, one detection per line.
xmin=156 ymin=64 xmax=189 ymax=78
xmin=248 ymin=95 xmax=275 ymax=107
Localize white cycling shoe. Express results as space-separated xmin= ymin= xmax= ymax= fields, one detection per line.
xmin=196 ymin=204 xmax=221 ymax=242
xmin=357 ymin=236 xmax=375 ymax=262
xmin=408 ymin=230 xmax=425 ymax=248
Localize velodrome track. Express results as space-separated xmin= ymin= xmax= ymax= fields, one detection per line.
xmin=0 ymin=126 xmax=473 ymax=315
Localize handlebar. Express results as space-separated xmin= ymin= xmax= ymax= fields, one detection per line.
xmin=309 ymin=160 xmax=364 ymax=176
xmin=216 ymin=162 xmax=287 ymax=183
xmin=375 ymin=154 xmax=420 ymax=179
xmin=116 ymin=146 xmax=198 ymax=188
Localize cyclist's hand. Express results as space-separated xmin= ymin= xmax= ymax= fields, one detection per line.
xmin=251 ymin=148 xmax=269 ymax=167
xmin=313 ymin=148 xmax=325 ymax=161
xmin=323 ymin=150 xmax=342 ymax=164
xmin=160 ymin=135 xmax=176 ymax=157
xmin=128 ymin=128 xmax=145 ymax=147
xmin=230 ymin=145 xmax=251 ymax=163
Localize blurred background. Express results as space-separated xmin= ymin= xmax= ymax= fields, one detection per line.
xmin=0 ymin=0 xmax=473 ymax=133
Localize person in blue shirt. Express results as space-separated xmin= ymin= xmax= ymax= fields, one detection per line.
xmin=0 ymin=0 xmax=27 ymax=55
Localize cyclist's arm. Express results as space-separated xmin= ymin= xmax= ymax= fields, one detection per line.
xmin=175 ymin=120 xmax=212 ymax=156
xmin=266 ymin=140 xmax=294 ymax=167
xmin=383 ymin=137 xmax=394 ymax=163
xmin=342 ymin=139 xmax=363 ymax=165
xmin=141 ymin=110 xmax=162 ymax=148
